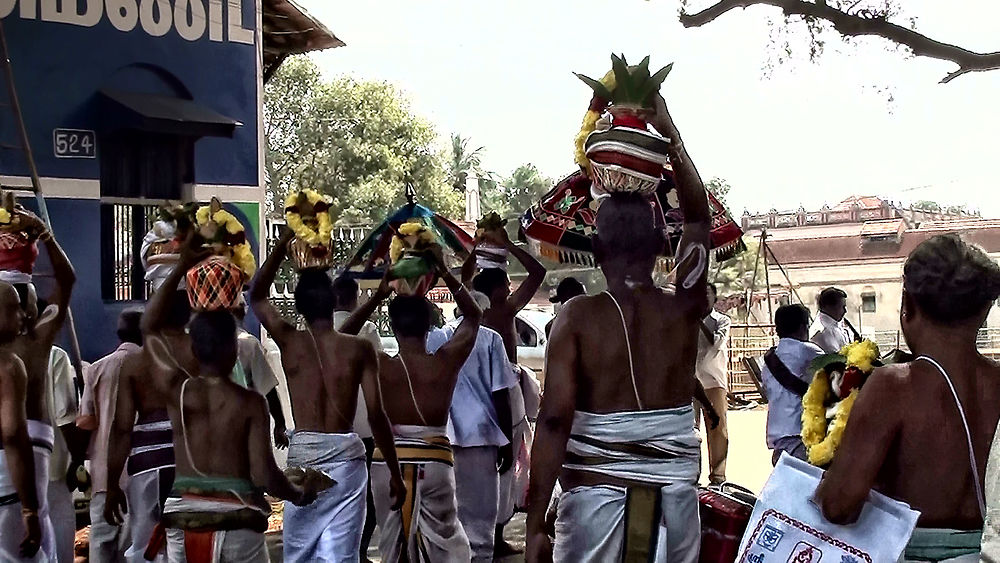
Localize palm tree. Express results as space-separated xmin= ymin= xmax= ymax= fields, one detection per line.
xmin=449 ymin=133 xmax=485 ymax=192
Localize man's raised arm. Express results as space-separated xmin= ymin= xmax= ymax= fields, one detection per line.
xmin=340 ymin=271 xmax=391 ymax=337
xmin=249 ymin=228 xmax=295 ymax=346
xmin=437 ymin=262 xmax=482 ymax=366
xmin=19 ymin=211 xmax=76 ymax=342
xmin=492 ymin=228 xmax=546 ymax=313
xmin=650 ymin=94 xmax=710 ymax=308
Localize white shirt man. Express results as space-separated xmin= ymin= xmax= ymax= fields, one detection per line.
xmin=763 ymin=304 xmax=825 ymax=465
xmin=47 ymin=346 xmax=79 ymax=563
xmin=695 ymin=303 xmax=731 ymax=485
xmin=809 ymin=311 xmax=852 ymax=354
xmin=426 ymin=301 xmax=517 ymax=563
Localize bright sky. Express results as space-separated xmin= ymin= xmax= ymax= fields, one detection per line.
xmin=300 ymin=0 xmax=1000 ymax=217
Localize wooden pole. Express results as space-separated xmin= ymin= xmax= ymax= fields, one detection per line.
xmin=761 ymin=230 xmax=774 ymax=335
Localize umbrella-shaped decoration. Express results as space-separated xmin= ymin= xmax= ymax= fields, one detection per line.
xmin=342 ymin=186 xmax=474 ymax=280
xmin=519 ymin=168 xmax=745 ymax=268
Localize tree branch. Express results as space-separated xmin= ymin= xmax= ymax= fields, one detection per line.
xmin=679 ymin=0 xmax=1000 ymax=82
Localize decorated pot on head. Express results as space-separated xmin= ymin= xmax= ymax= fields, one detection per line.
xmin=575 ymin=54 xmax=673 ymax=198
xmin=186 ymin=197 xmax=256 ymax=311
xmin=142 ymin=202 xmax=198 ymax=291
xmin=388 ymin=220 xmax=439 ymax=297
xmin=475 ymin=212 xmax=508 ymax=270
xmin=284 ymin=189 xmax=334 ymax=271
xmin=0 ymin=191 xmax=39 ymax=283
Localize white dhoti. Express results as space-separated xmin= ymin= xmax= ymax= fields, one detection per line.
xmin=901 ymin=528 xmax=981 ymax=562
xmin=161 ymin=475 xmax=271 ymax=563
xmin=0 ymin=420 xmax=57 ymax=562
xmin=553 ymin=406 xmax=702 ymax=563
xmin=371 ymin=425 xmax=470 ymax=563
xmin=282 ymin=431 xmax=367 ymax=562
xmin=453 ymin=445 xmax=499 ymax=563
xmin=498 ymin=365 xmax=537 ymax=525
xmin=126 ymin=413 xmax=175 ymax=563
xmin=46 ymin=479 xmax=74 ymax=563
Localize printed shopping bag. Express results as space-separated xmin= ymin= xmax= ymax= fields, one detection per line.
xmin=737 ymin=453 xmax=920 ymax=562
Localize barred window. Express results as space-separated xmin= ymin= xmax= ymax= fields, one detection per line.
xmin=101 ymin=203 xmax=158 ymax=302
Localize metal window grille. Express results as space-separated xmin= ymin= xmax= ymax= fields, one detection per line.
xmin=101 ymin=203 xmax=158 ymax=302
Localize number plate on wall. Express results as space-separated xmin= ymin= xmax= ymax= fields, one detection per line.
xmin=53 ymin=129 xmax=96 ymax=159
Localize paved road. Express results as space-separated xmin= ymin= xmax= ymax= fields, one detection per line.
xmin=267 ymin=408 xmax=772 ymax=561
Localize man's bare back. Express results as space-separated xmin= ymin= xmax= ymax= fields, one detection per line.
xmin=278 ymin=329 xmax=372 ymax=434
xmin=823 ymin=356 xmax=1000 ymax=529
xmin=558 ymin=289 xmax=702 ymax=413
xmin=375 ymin=349 xmax=468 ymax=428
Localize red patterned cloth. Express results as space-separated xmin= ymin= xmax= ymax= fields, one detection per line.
xmin=186 ymin=256 xmax=244 ymax=311
xmin=0 ymin=231 xmax=38 ymax=274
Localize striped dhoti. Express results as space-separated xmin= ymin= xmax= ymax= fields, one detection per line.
xmin=371 ymin=425 xmax=470 ymax=562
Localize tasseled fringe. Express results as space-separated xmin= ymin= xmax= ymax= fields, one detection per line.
xmin=712 ymin=237 xmax=747 ymax=263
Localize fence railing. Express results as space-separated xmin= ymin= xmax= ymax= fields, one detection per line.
xmin=726 ymin=325 xmax=1000 ymax=398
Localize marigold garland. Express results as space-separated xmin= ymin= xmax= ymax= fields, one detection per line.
xmin=574 ymin=70 xmax=616 ymax=172
xmin=195 ymin=204 xmax=256 ymax=278
xmin=389 ymin=221 xmax=436 ymax=263
xmin=801 ymin=340 xmax=879 ymax=466
xmin=284 ymin=189 xmax=333 ymax=246
xmin=0 ymin=208 xmax=11 ymax=225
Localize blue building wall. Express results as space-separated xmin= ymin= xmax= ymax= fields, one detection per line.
xmin=0 ymin=1 xmax=265 ymax=360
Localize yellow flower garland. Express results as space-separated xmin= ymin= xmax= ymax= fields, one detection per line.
xmin=574 ymin=70 xmax=617 ymax=172
xmin=801 ymin=340 xmax=880 ymax=466
xmin=284 ymin=189 xmax=333 ymax=246
xmin=0 ymin=208 xmax=10 ymax=225
xmin=389 ymin=221 xmax=436 ymax=263
xmin=195 ymin=204 xmax=256 ymax=278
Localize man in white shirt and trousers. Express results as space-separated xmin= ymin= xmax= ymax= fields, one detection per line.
xmin=332 ymin=275 xmax=383 ymax=562
xmin=809 ymin=287 xmax=859 ymax=353
xmin=761 ymin=304 xmax=825 ymax=464
xmin=695 ymin=283 xmax=731 ymax=485
xmin=427 ymin=291 xmax=517 ymax=563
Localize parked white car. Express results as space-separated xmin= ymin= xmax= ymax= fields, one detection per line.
xmin=380 ymin=308 xmax=553 ymax=373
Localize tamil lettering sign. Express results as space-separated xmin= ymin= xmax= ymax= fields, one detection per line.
xmin=0 ymin=0 xmax=255 ymax=44
xmin=53 ymin=129 xmax=96 ymax=159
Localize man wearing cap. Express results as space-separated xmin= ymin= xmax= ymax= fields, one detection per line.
xmin=427 ymin=291 xmax=517 ymax=562
xmin=546 ymin=278 xmax=585 ymax=337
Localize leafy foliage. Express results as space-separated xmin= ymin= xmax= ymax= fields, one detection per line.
xmin=448 ymin=134 xmax=486 ymax=192
xmin=264 ymin=57 xmax=462 ymax=224
xmin=480 ymin=164 xmax=555 ymax=220
xmin=705 ymin=177 xmax=731 ymax=207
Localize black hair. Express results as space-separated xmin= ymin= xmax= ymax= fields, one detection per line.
xmin=331 ymin=276 xmax=360 ymax=309
xmin=294 ymin=269 xmax=335 ymax=324
xmin=12 ymin=283 xmax=29 ymax=311
xmin=36 ymin=298 xmax=48 ymax=314
xmin=594 ymin=192 xmax=662 ymax=262
xmin=708 ymin=283 xmax=718 ymax=297
xmin=188 ymin=310 xmax=237 ymax=366
xmin=817 ymin=287 xmax=847 ymax=309
xmin=775 ymin=304 xmax=811 ymax=339
xmin=117 ymin=310 xmax=144 ymax=345
xmin=163 ymin=290 xmax=192 ymax=330
xmin=472 ymin=268 xmax=508 ymax=297
xmin=904 ymin=234 xmax=1000 ymax=324
xmin=388 ymin=295 xmax=433 ymax=339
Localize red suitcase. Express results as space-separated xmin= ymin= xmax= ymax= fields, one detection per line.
xmin=698 ymin=483 xmax=756 ymax=563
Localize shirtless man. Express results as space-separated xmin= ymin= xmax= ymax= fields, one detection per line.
xmin=8 ymin=210 xmax=75 ymax=561
xmin=817 ymin=233 xmax=1000 ymax=561
xmin=250 ymin=228 xmax=403 ymax=562
xmin=142 ymin=242 xmax=328 ymax=562
xmin=525 ymin=94 xmax=711 ymax=563
xmin=341 ymin=252 xmax=482 ymax=562
xmin=105 ymin=290 xmax=193 ymax=562
xmin=0 ymin=281 xmax=43 ymax=560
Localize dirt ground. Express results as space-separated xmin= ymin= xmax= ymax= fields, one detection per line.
xmin=266 ymin=407 xmax=773 ymax=562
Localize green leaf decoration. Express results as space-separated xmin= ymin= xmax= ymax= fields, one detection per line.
xmin=611 ymin=54 xmax=633 ymax=104
xmin=574 ymin=73 xmax=613 ymax=101
xmin=638 ymin=63 xmax=674 ymax=103
xmin=808 ymin=353 xmax=847 ymax=375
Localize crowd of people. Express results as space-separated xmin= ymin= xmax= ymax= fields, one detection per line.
xmin=1 ymin=94 xmax=1000 ymax=563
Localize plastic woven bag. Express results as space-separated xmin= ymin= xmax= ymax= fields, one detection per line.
xmin=737 ymin=453 xmax=919 ymax=563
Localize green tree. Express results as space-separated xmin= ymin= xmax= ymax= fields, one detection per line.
xmin=481 ymin=164 xmax=554 ymax=219
xmin=448 ymin=134 xmax=486 ymax=192
xmin=705 ymin=177 xmax=731 ymax=207
xmin=712 ymin=239 xmax=764 ymax=296
xmin=912 ymin=200 xmax=942 ymax=212
xmin=264 ymin=56 xmax=462 ymax=224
